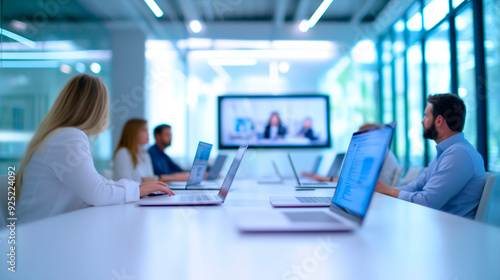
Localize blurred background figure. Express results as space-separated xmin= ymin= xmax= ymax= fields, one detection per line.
xmin=263 ymin=112 xmax=287 ymax=139
xmin=296 ymin=117 xmax=318 ymax=140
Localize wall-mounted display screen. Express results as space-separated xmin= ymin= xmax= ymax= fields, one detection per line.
xmin=218 ymin=95 xmax=331 ymax=149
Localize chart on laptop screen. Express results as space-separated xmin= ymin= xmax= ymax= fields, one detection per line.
xmin=333 ymin=129 xmax=391 ymax=215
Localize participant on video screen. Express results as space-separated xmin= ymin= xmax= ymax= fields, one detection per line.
xmin=263 ymin=112 xmax=287 ymax=139
xmin=296 ymin=117 xmax=318 ymax=141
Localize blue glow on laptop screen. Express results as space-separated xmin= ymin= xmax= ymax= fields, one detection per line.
xmin=333 ymin=128 xmax=393 ymax=216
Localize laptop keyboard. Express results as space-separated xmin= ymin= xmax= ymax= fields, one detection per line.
xmin=180 ymin=195 xmax=217 ymax=202
xmin=295 ymin=197 xmax=331 ymax=203
xmin=283 ymin=211 xmax=341 ymax=223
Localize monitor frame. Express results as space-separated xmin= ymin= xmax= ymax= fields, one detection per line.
xmin=217 ymin=94 xmax=332 ymax=149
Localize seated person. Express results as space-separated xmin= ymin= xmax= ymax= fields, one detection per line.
xmin=17 ymin=74 xmax=173 ymax=223
xmin=375 ymin=94 xmax=485 ymax=219
xmin=113 ymin=119 xmax=157 ymax=183
xmin=148 ymin=124 xmax=190 ymax=181
xmin=263 ymin=112 xmax=287 ymax=139
xmin=296 ymin=117 xmax=318 ymax=140
xmin=302 ymin=123 xmax=399 ymax=186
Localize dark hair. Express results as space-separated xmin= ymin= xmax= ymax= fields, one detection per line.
xmin=153 ymin=124 xmax=171 ymax=136
xmin=427 ymin=93 xmax=466 ymax=132
xmin=267 ymin=112 xmax=281 ymax=126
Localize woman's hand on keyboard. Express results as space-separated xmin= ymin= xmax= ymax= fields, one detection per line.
xmin=139 ymin=181 xmax=175 ymax=198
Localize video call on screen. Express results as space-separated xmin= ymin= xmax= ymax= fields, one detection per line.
xmin=218 ymin=95 xmax=331 ymax=149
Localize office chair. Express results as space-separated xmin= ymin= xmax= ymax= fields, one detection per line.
xmin=475 ymin=172 xmax=497 ymax=221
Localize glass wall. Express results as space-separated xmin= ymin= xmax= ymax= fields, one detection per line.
xmin=0 ymin=1 xmax=112 ymax=174
xmin=393 ymin=19 xmax=407 ymax=165
xmin=382 ymin=36 xmax=393 ymax=124
xmin=484 ymin=0 xmax=500 ymax=172
xmin=456 ymin=5 xmax=477 ymax=148
xmin=377 ymin=0 xmax=490 ymax=169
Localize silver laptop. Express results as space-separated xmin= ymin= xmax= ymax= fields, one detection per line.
xmin=205 ymin=154 xmax=228 ymax=180
xmin=326 ymin=153 xmax=346 ymax=178
xmin=257 ymin=160 xmax=284 ymax=184
xmin=138 ymin=145 xmax=248 ymax=206
xmin=270 ymin=153 xmax=347 ymax=207
xmin=234 ymin=125 xmax=394 ymax=232
xmin=289 ymin=154 xmax=336 ymax=188
xmin=310 ymin=155 xmax=323 ymax=174
xmin=167 ymin=141 xmax=219 ymax=190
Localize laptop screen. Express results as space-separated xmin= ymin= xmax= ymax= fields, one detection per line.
xmin=326 ymin=153 xmax=345 ymax=178
xmin=218 ymin=145 xmax=248 ymax=200
xmin=206 ymin=155 xmax=228 ymax=180
xmin=331 ymin=126 xmax=394 ymax=220
xmin=186 ymin=142 xmax=213 ymax=185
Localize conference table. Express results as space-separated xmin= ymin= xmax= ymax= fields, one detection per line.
xmin=1 ymin=178 xmax=499 ymax=280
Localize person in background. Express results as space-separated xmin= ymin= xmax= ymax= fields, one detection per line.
xmin=375 ymin=93 xmax=485 ymax=219
xmin=263 ymin=112 xmax=287 ymax=139
xmin=302 ymin=123 xmax=399 ymax=186
xmin=148 ymin=124 xmax=190 ymax=181
xmin=296 ymin=117 xmax=318 ymax=140
xmin=17 ymin=74 xmax=174 ymax=224
xmin=113 ymin=119 xmax=156 ymax=183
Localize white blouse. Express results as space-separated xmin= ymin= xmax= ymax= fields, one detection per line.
xmin=18 ymin=127 xmax=140 ymax=224
xmin=112 ymin=147 xmax=155 ymax=183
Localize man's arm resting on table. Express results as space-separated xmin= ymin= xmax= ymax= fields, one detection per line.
xmin=375 ymin=180 xmax=401 ymax=198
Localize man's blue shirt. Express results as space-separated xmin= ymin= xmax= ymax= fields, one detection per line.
xmin=398 ymin=133 xmax=485 ymax=218
xmin=148 ymin=144 xmax=184 ymax=176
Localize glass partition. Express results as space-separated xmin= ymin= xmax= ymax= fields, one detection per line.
xmin=0 ymin=1 xmax=112 ymax=174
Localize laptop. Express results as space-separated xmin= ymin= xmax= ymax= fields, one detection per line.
xmin=166 ymin=141 xmax=219 ymax=190
xmin=269 ymin=153 xmax=345 ymax=207
xmin=257 ymin=160 xmax=284 ymax=184
xmin=138 ymin=145 xmax=248 ymax=206
xmin=205 ymin=154 xmax=228 ymax=180
xmin=270 ymin=153 xmax=346 ymax=207
xmin=289 ymin=154 xmax=336 ymax=188
xmin=326 ymin=153 xmax=346 ymax=178
xmin=310 ymin=155 xmax=323 ymax=174
xmin=234 ymin=125 xmax=394 ymax=232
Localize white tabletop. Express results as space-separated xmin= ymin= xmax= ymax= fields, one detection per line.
xmin=1 ymin=179 xmax=499 ymax=280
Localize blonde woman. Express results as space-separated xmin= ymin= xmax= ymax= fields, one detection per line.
xmin=17 ymin=74 xmax=174 ymax=223
xmin=112 ymin=119 xmax=156 ymax=183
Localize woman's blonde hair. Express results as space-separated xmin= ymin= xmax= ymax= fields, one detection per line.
xmin=114 ymin=119 xmax=147 ymax=168
xmin=17 ymin=74 xmax=109 ymax=197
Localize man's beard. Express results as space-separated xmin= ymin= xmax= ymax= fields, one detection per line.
xmin=423 ymin=122 xmax=438 ymax=140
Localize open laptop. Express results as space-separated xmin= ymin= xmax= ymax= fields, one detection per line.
xmin=310 ymin=155 xmax=323 ymax=174
xmin=289 ymin=154 xmax=336 ymax=188
xmin=138 ymin=145 xmax=248 ymax=206
xmin=205 ymin=154 xmax=228 ymax=180
xmin=234 ymin=125 xmax=394 ymax=232
xmin=270 ymin=153 xmax=346 ymax=207
xmin=257 ymin=160 xmax=284 ymax=184
xmin=167 ymin=141 xmax=219 ymax=190
xmin=326 ymin=153 xmax=346 ymax=178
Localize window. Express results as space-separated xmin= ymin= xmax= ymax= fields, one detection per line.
xmin=382 ymin=35 xmax=393 ymax=123
xmin=423 ymin=0 xmax=450 ymax=30
xmin=484 ymin=0 xmax=500 ymax=172
xmin=453 ymin=0 xmax=465 ymax=8
xmin=425 ymin=22 xmax=451 ymax=159
xmin=407 ymin=42 xmax=425 ymax=166
xmin=456 ymin=5 xmax=477 ymax=148
xmin=407 ymin=2 xmax=423 ymax=44
xmin=395 ymin=56 xmax=407 ymax=164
